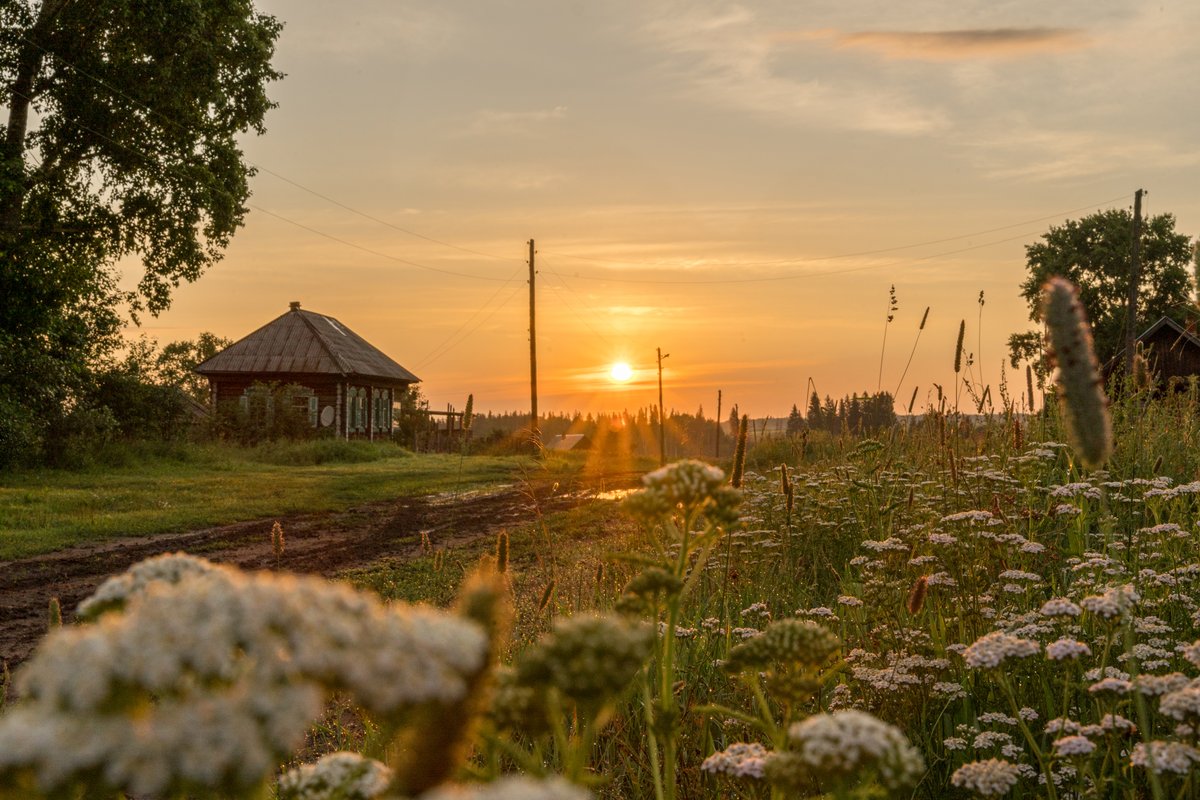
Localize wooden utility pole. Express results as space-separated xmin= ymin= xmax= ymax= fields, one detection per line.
xmin=528 ymin=238 xmax=539 ymax=450
xmin=1123 ymin=189 xmax=1145 ymax=380
xmin=657 ymin=347 xmax=669 ymax=466
xmin=715 ymin=389 xmax=722 ymax=459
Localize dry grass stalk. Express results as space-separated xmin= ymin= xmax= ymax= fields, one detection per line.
xmin=906 ymin=576 xmax=928 ymax=615
xmin=270 ymin=521 xmax=285 ymax=560
xmin=1041 ymin=276 xmax=1113 ymax=470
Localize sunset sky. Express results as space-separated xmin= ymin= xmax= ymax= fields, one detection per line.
xmin=132 ymin=0 xmax=1200 ymax=417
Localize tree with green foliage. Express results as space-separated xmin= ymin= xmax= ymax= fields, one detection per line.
xmin=1010 ymin=208 xmax=1193 ymax=374
xmin=0 ymin=0 xmax=282 ymax=466
xmin=155 ymin=332 xmax=233 ymax=404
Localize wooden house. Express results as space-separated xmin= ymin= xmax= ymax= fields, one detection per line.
xmin=195 ymin=302 xmax=419 ymax=439
xmin=1136 ymin=316 xmax=1200 ymax=388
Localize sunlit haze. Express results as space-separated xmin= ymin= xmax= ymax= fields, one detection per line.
xmin=129 ymin=1 xmax=1200 ymax=418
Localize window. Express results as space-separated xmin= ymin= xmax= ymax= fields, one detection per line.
xmin=373 ymin=389 xmax=387 ymax=431
xmin=292 ymin=391 xmax=318 ymax=427
xmin=347 ymin=387 xmax=366 ymax=433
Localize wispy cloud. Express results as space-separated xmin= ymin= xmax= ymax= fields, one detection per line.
xmin=640 ymin=6 xmax=946 ymax=135
xmin=970 ymin=128 xmax=1200 ymax=183
xmin=789 ymin=28 xmax=1090 ymax=61
xmin=463 ymin=106 xmax=568 ymax=137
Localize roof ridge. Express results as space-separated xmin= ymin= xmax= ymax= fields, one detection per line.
xmin=295 ymin=308 xmax=352 ymax=376
xmin=1141 ymin=315 xmax=1200 ymax=351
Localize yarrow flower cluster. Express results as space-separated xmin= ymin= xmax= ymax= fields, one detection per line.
xmin=700 ymin=743 xmax=770 ymax=779
xmin=769 ymin=711 xmax=924 ymax=791
xmin=1080 ymin=584 xmax=1140 ymax=619
xmin=962 ymin=632 xmax=1040 ymax=669
xmin=278 ymin=752 xmax=392 ymax=800
xmin=624 ymin=459 xmax=741 ymax=524
xmin=950 ymin=758 xmax=1022 ymax=796
xmin=0 ymin=555 xmax=488 ymax=798
xmin=1053 ymin=736 xmax=1095 ymax=757
xmin=1039 ymin=598 xmax=1082 ymax=618
xmin=419 ymin=777 xmax=593 ymax=800
xmin=1130 ymin=741 xmax=1200 ymax=775
xmin=1046 ymin=638 xmax=1091 ymax=661
xmin=76 ymin=552 xmax=218 ymax=619
xmin=1160 ymin=686 xmax=1200 ymax=721
xmin=514 ymin=615 xmax=653 ymax=711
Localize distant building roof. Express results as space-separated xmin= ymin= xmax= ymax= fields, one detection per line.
xmin=195 ymin=302 xmax=420 ymax=383
xmin=546 ymin=433 xmax=590 ymax=451
xmin=1138 ymin=316 xmax=1200 ymax=351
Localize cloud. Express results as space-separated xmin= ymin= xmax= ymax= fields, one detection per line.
xmin=791 ymin=27 xmax=1089 ymax=61
xmin=639 ymin=6 xmax=946 ymax=135
xmin=970 ymin=128 xmax=1200 ymax=183
xmin=462 ymin=106 xmax=568 ymax=137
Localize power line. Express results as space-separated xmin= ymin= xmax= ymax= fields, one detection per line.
xmin=539 ymin=265 xmax=618 ymax=349
xmin=11 ymin=35 xmax=1145 ymax=294
xmin=538 ymin=194 xmax=1132 ymax=269
xmin=248 ymin=205 xmax=513 ymax=282
xmin=536 ymin=228 xmax=1049 ymax=286
xmin=7 ymin=87 xmax=512 ymax=284
xmin=414 ymin=266 xmax=526 ymax=368
xmin=17 ymin=32 xmax=522 ymax=265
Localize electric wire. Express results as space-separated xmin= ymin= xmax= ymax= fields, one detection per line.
xmin=17 ymin=33 xmax=1142 ymax=289
xmin=538 ymin=193 xmax=1132 ymax=269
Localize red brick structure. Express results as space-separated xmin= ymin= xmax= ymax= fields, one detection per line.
xmin=195 ymin=302 xmax=419 ymax=439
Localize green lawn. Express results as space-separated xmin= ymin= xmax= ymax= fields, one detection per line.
xmin=0 ymin=446 xmax=549 ymax=560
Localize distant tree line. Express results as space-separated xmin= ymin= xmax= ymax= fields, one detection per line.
xmin=786 ymin=391 xmax=897 ymax=435
xmin=471 ymin=407 xmax=733 ymax=459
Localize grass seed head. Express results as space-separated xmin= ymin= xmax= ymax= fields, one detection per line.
xmin=537 ymin=580 xmax=556 ymax=612
xmin=495 ymin=531 xmax=509 ymax=574
xmin=47 ymin=597 xmax=61 ymax=630
xmin=271 ymin=520 xmax=285 ymax=560
xmin=1041 ymin=276 xmax=1113 ymax=469
xmin=906 ymin=575 xmax=928 ymax=615
xmin=954 ymin=320 xmax=966 ymax=373
xmin=732 ymin=415 xmax=749 ymax=488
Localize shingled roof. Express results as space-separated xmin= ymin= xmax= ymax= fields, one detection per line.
xmin=195 ymin=303 xmax=420 ymax=383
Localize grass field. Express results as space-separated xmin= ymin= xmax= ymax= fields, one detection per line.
xmin=0 ymin=440 xmax=548 ymax=560
xmin=10 ymin=387 xmax=1200 ymax=798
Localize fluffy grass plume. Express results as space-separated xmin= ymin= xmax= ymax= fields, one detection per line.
xmin=496 ymin=530 xmax=509 ymax=574
xmin=271 ymin=520 xmax=285 ymax=560
xmin=1041 ymin=276 xmax=1113 ymax=469
xmin=731 ymin=414 xmax=749 ymax=489
xmin=954 ymin=320 xmax=965 ymax=374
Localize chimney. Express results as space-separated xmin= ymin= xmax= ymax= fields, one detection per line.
xmin=289 ymin=301 xmax=301 ymax=311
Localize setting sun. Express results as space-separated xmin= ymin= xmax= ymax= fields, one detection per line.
xmin=610 ymin=362 xmax=634 ymax=382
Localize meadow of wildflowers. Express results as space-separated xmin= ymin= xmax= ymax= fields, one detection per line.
xmin=8 ymin=281 xmax=1200 ymax=798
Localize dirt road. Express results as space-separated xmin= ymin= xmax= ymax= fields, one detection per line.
xmin=0 ymin=471 xmax=639 ymax=669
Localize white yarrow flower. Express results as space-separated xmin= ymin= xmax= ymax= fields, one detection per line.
xmin=1046 ymin=638 xmax=1091 ymax=661
xmin=278 ymin=752 xmax=392 ymax=800
xmin=950 ymin=759 xmax=1021 ymax=796
xmin=0 ymin=558 xmax=488 ymax=797
xmin=963 ymin=632 xmax=1040 ymax=669
xmin=785 ymin=710 xmax=924 ymax=790
xmin=701 ymin=743 xmax=770 ymax=779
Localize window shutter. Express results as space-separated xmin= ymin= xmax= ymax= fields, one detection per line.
xmin=308 ymin=395 xmax=318 ymax=427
